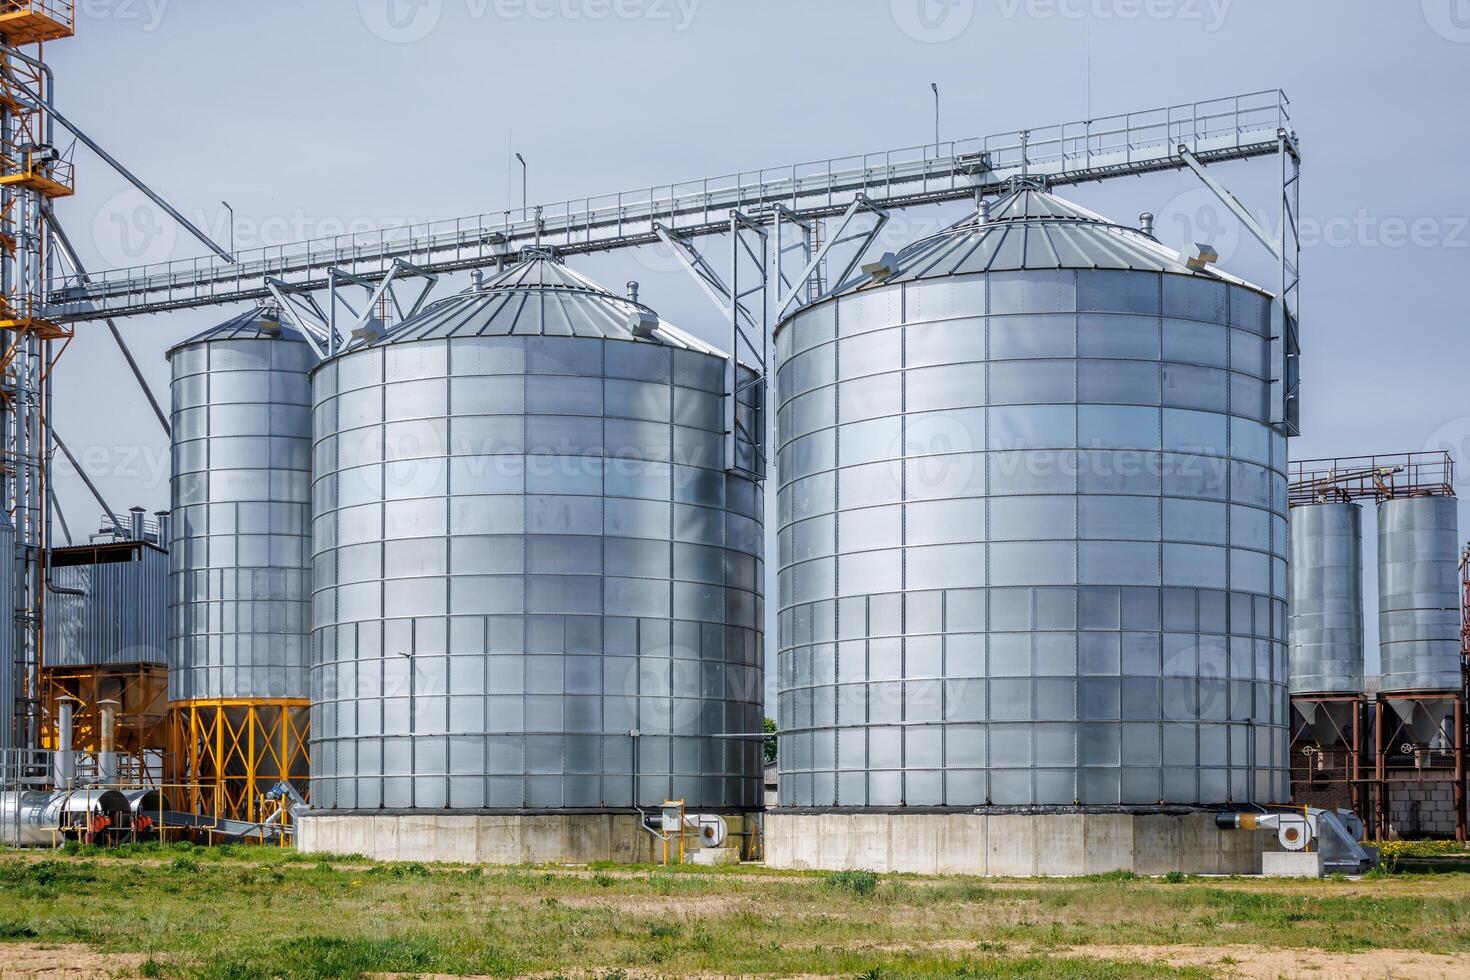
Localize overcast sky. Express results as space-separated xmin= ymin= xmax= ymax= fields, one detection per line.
xmin=46 ymin=0 xmax=1470 ymax=682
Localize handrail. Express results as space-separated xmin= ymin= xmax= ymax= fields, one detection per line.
xmin=47 ymin=90 xmax=1291 ymax=322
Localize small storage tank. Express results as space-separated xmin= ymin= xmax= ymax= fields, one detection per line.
xmin=1287 ymin=503 xmax=1364 ymax=745
xmin=1377 ymin=495 xmax=1461 ymax=743
xmin=166 ymin=308 xmax=314 ymax=817
xmin=300 ymin=256 xmax=763 ymax=862
xmin=767 ymin=179 xmax=1290 ymax=876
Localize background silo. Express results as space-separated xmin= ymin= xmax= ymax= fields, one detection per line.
xmin=1377 ymin=495 xmax=1462 ymax=745
xmin=298 ymin=256 xmax=764 ymax=863
xmin=1288 ymin=502 xmax=1364 ymax=746
xmin=166 ymin=308 xmax=314 ymax=821
xmin=767 ymin=179 xmax=1289 ymax=875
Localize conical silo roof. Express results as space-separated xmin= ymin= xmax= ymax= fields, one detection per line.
xmin=166 ymin=306 xmax=313 ymax=358
xmin=828 ymin=181 xmax=1270 ymax=295
xmin=359 ymin=255 xmax=725 ymax=356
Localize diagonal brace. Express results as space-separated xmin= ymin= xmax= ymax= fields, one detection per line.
xmin=653 ymin=222 xmax=761 ymax=335
xmin=776 ymin=195 xmax=889 ymax=318
xmin=1178 ymin=146 xmax=1295 ymax=275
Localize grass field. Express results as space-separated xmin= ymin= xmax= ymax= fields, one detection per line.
xmin=1 ymin=844 xmax=1468 ymax=979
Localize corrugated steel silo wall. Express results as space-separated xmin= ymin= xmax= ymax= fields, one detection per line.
xmin=1287 ymin=503 xmax=1363 ymax=695
xmin=775 ymin=269 xmax=1289 ymax=807
xmin=1377 ymin=495 xmax=1461 ymax=693
xmin=308 ymin=336 xmax=764 ymax=809
xmin=167 ymin=338 xmax=314 ymax=701
xmin=46 ymin=546 xmax=169 ymax=668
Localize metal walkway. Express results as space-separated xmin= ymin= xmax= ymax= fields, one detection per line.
xmin=47 ymin=90 xmax=1293 ymax=323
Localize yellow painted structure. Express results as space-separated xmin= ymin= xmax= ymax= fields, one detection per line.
xmin=168 ymin=699 xmax=309 ymax=823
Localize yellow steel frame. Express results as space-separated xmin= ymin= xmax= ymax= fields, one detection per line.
xmin=0 ymin=3 xmax=72 ymax=751
xmin=169 ymin=699 xmax=310 ymax=824
xmin=0 ymin=2 xmax=73 ymax=370
xmin=0 ymin=3 xmax=75 ymax=46
xmin=41 ymin=663 xmax=169 ymax=763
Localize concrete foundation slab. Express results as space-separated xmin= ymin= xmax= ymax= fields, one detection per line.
xmin=765 ymin=811 xmax=1270 ymax=876
xmin=1263 ymin=850 xmax=1327 ymax=878
xmin=298 ymin=812 xmax=755 ymax=865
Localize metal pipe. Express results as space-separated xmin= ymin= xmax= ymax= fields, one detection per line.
xmin=97 ymin=699 xmax=118 ymax=785
xmin=128 ymin=506 xmax=145 ymax=542
xmin=50 ymin=431 xmax=120 ymax=534
xmin=1374 ymin=699 xmax=1386 ymax=839
xmin=48 ymin=487 xmax=71 ymax=546
xmin=931 ymin=82 xmax=940 ymax=155
xmin=221 ymin=200 xmax=235 ymax=258
xmin=54 ymin=696 xmax=75 ymax=789
xmin=1456 ymin=695 xmax=1466 ymax=842
xmin=154 ymin=510 xmax=170 ymax=549
xmin=0 ymin=59 xmax=231 ymax=262
xmin=42 ymin=204 xmax=172 ymax=437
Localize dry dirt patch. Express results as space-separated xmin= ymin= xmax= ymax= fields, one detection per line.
xmin=1059 ymin=943 xmax=1470 ymax=979
xmin=0 ymin=942 xmax=145 ymax=978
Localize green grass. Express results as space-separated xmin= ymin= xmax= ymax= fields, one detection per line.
xmin=0 ymin=846 xmax=1466 ymax=978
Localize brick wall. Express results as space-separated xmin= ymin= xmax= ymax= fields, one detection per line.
xmin=1388 ymin=784 xmax=1462 ymax=838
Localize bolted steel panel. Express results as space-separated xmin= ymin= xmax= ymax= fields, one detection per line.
xmin=1287 ymin=502 xmax=1364 ymax=695
xmin=1377 ymin=495 xmax=1461 ymax=694
xmin=307 ymin=259 xmax=764 ymax=812
xmin=774 ymin=185 xmax=1289 ymax=809
xmin=166 ymin=309 xmax=315 ymax=703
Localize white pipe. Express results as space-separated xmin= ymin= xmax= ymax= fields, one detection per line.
xmin=53 ymin=697 xmax=76 ymax=790
xmin=97 ymin=699 xmax=119 ymax=784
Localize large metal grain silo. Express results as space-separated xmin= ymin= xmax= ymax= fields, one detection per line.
xmin=166 ymin=308 xmax=314 ymax=820
xmin=1287 ymin=503 xmax=1364 ymax=746
xmin=766 ymin=179 xmax=1290 ymax=876
xmin=298 ymin=255 xmax=764 ymax=863
xmin=1377 ymin=495 xmax=1461 ymax=745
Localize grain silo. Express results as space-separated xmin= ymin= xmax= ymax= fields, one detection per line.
xmin=1377 ymin=495 xmax=1462 ymax=747
xmin=166 ymin=308 xmax=314 ymax=821
xmin=766 ymin=178 xmax=1290 ymax=875
xmin=1287 ymin=503 xmax=1364 ymax=746
xmin=297 ymin=254 xmax=764 ymax=863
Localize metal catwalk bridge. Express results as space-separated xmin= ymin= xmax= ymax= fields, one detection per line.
xmin=47 ymin=89 xmax=1295 ymax=323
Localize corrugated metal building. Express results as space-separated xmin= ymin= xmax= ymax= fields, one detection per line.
xmin=46 ymin=534 xmax=168 ymax=669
